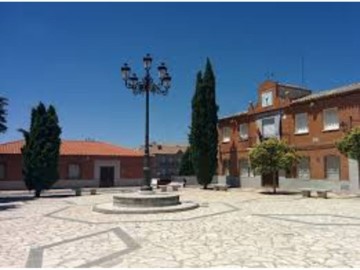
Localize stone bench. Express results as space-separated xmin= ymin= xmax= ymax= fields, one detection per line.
xmin=213 ymin=184 xmax=229 ymax=191
xmin=301 ymin=188 xmax=331 ymax=199
xmin=159 ymin=185 xmax=167 ymax=192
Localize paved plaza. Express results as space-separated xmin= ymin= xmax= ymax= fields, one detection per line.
xmin=1 ymin=187 xmax=360 ymax=268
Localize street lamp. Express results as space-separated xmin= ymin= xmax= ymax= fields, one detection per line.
xmin=121 ymin=54 xmax=172 ymax=191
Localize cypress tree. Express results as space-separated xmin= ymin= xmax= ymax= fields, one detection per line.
xmin=203 ymin=58 xmax=218 ymax=182
xmin=19 ymin=103 xmax=62 ymax=197
xmin=0 ymin=97 xmax=8 ymax=134
xmin=189 ymin=59 xmax=219 ymax=188
xmin=179 ymin=148 xmax=195 ymax=176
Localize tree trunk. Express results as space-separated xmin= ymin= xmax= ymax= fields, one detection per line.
xmin=35 ymin=189 xmax=41 ymax=198
xmin=272 ymin=172 xmax=277 ymax=194
xmin=203 ymin=184 xmax=208 ymax=189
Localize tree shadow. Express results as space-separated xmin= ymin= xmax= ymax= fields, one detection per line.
xmin=259 ymin=190 xmax=300 ymax=196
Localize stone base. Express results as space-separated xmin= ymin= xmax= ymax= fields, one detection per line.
xmin=93 ymin=201 xmax=199 ymax=214
xmin=113 ymin=193 xmax=180 ymax=208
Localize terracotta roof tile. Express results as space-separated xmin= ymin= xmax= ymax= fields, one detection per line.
xmin=0 ymin=140 xmax=143 ymax=157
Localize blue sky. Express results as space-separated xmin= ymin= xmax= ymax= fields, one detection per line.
xmin=0 ymin=3 xmax=360 ymax=148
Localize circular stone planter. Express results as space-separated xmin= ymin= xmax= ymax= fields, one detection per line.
xmin=92 ymin=191 xmax=199 ymax=214
xmin=113 ymin=193 xmax=180 ymax=208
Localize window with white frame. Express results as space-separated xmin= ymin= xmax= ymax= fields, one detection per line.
xmin=325 ymin=155 xmax=340 ymax=180
xmin=222 ymin=127 xmax=231 ymax=142
xmin=239 ymin=123 xmax=249 ymax=140
xmin=297 ymin=157 xmax=310 ymax=179
xmin=295 ymin=113 xmax=309 ymax=134
xmin=262 ymin=117 xmax=276 ymax=138
xmin=239 ymin=159 xmax=250 ymax=177
xmin=68 ymin=164 xmax=80 ymax=179
xmin=323 ymin=108 xmax=339 ymax=131
xmin=0 ymin=163 xmax=5 ymax=180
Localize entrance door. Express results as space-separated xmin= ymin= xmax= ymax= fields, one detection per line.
xmin=100 ymin=166 xmax=115 ymax=187
xmin=261 ymin=172 xmax=279 ymax=187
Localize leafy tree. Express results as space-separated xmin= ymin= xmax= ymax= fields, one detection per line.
xmin=0 ymin=97 xmax=8 ymax=134
xmin=249 ymin=138 xmax=299 ymax=194
xmin=19 ymin=103 xmax=62 ymax=197
xmin=189 ymin=59 xmax=219 ymax=189
xmin=336 ymin=128 xmax=360 ymax=173
xmin=179 ymin=148 xmax=195 ymax=176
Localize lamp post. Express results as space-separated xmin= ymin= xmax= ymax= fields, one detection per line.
xmin=121 ymin=54 xmax=172 ymax=191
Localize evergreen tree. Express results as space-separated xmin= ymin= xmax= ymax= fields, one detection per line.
xmin=0 ymin=97 xmax=8 ymax=134
xmin=19 ymin=103 xmax=62 ymax=197
xmin=189 ymin=59 xmax=219 ymax=189
xmin=203 ymin=59 xmax=218 ymax=182
xmin=179 ymin=148 xmax=195 ymax=176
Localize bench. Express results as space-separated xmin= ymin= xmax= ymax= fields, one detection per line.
xmin=72 ymin=188 xmax=82 ymax=196
xmin=301 ymin=188 xmax=331 ymax=199
xmin=159 ymin=185 xmax=167 ymax=192
xmin=213 ymin=184 xmax=229 ymax=191
xmin=169 ymin=183 xmax=182 ymax=191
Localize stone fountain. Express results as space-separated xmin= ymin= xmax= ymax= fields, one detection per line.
xmin=93 ymin=190 xmax=198 ymax=214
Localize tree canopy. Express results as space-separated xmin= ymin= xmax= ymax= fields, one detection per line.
xmin=249 ymin=138 xmax=299 ymax=193
xmin=336 ymin=127 xmax=360 ymax=161
xmin=178 ymin=148 xmax=195 ymax=176
xmin=19 ymin=103 xmax=62 ymax=197
xmin=189 ymin=59 xmax=218 ymax=189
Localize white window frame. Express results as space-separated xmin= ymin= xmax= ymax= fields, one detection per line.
xmin=262 ymin=117 xmax=276 ymax=138
xmin=239 ymin=123 xmax=249 ymax=140
xmin=68 ymin=164 xmax=81 ymax=179
xmin=239 ymin=159 xmax=250 ymax=178
xmin=323 ymin=108 xmax=340 ymax=131
xmin=325 ymin=155 xmax=340 ymax=180
xmin=222 ymin=127 xmax=231 ymax=143
xmin=295 ymin=113 xmax=309 ymax=134
xmin=297 ymin=157 xmax=310 ymax=179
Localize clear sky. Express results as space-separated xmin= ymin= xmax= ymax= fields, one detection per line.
xmin=1 ymin=2 xmax=360 ymax=148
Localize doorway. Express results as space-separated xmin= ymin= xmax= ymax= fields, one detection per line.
xmin=99 ymin=166 xmax=115 ymax=187
xmin=261 ymin=172 xmax=279 ymax=187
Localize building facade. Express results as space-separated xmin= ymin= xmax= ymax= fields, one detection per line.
xmin=0 ymin=140 xmax=144 ymax=190
xmin=140 ymin=142 xmax=188 ymax=179
xmin=218 ymin=80 xmax=360 ymax=192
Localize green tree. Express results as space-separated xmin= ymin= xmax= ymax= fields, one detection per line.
xmin=336 ymin=128 xmax=360 ymax=176
xmin=0 ymin=97 xmax=8 ymax=134
xmin=19 ymin=103 xmax=62 ymax=197
xmin=249 ymin=138 xmax=299 ymax=194
xmin=189 ymin=59 xmax=219 ymax=189
xmin=179 ymin=148 xmax=195 ymax=176
xmin=203 ymin=59 xmax=219 ymax=183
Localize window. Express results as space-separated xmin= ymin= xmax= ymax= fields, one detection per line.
xmin=0 ymin=163 xmax=5 ymax=180
xmin=262 ymin=117 xmax=276 ymax=138
xmin=239 ymin=159 xmax=250 ymax=177
xmin=323 ymin=108 xmax=339 ymax=131
xmin=239 ymin=123 xmax=249 ymax=140
xmin=68 ymin=164 xmax=80 ymax=179
xmin=261 ymin=91 xmax=273 ymax=107
xmin=222 ymin=127 xmax=231 ymax=143
xmin=295 ymin=113 xmax=309 ymax=134
xmin=223 ymin=159 xmax=230 ymax=176
xmin=297 ymin=157 xmax=310 ymax=179
xmin=325 ymin=155 xmax=340 ymax=180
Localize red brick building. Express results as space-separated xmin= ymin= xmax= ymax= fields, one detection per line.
xmin=0 ymin=140 xmax=144 ymax=190
xmin=218 ymin=80 xmax=360 ymax=192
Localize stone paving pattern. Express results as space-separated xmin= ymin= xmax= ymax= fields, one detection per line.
xmin=1 ymin=188 xmax=360 ymax=267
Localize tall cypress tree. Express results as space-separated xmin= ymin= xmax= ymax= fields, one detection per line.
xmin=179 ymin=148 xmax=195 ymax=176
xmin=189 ymin=59 xmax=219 ymax=189
xmin=203 ymin=58 xmax=218 ymax=182
xmin=19 ymin=103 xmax=62 ymax=197
xmin=0 ymin=97 xmax=8 ymax=134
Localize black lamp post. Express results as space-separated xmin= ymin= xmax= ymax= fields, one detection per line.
xmin=121 ymin=54 xmax=171 ymax=191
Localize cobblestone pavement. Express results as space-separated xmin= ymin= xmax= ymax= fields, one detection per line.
xmin=1 ymin=188 xmax=360 ymax=268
